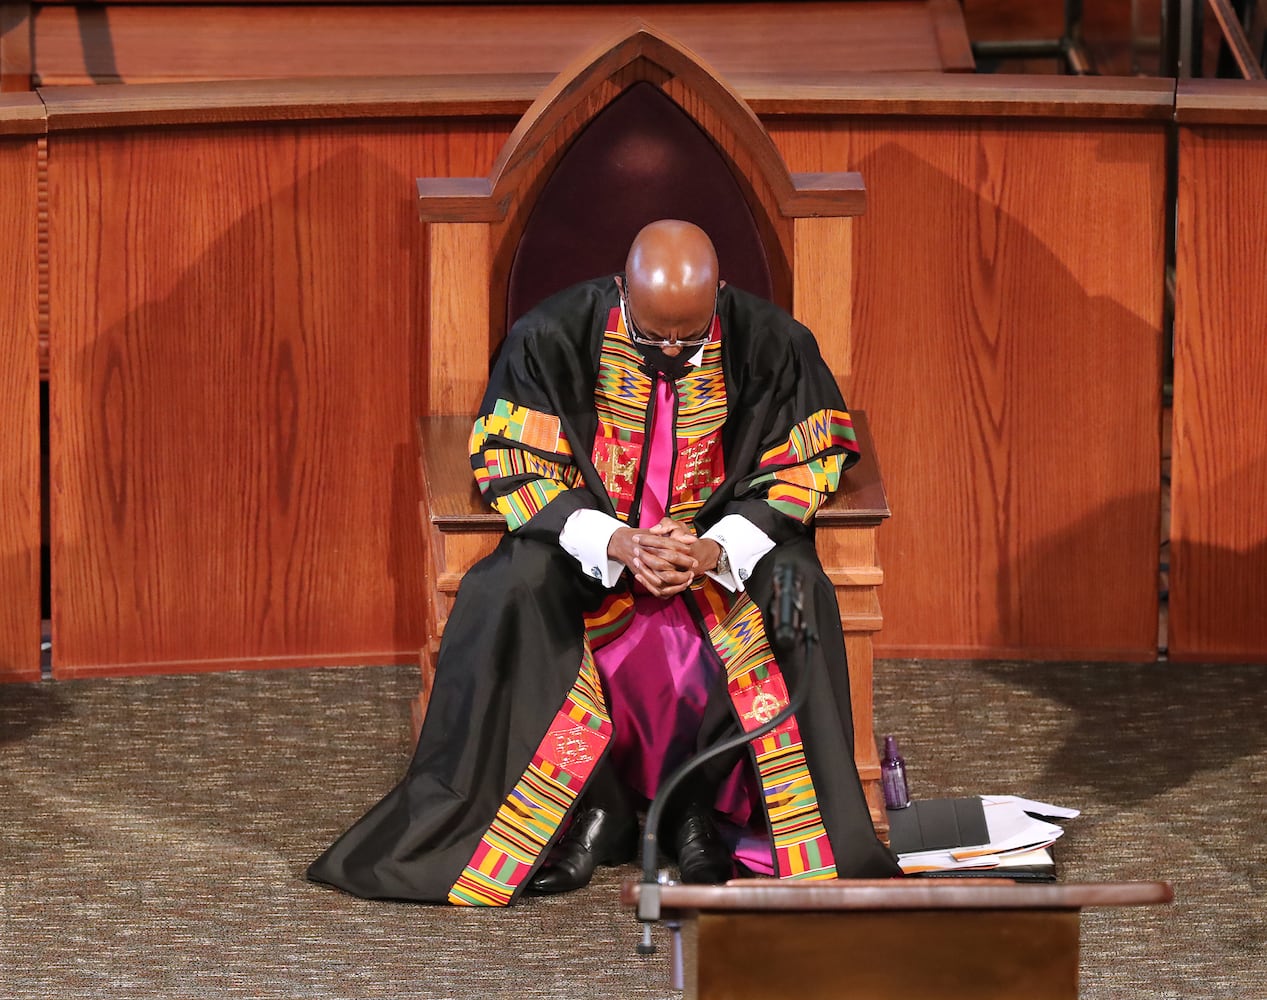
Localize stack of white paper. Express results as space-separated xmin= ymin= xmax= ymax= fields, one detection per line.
xmin=896 ymin=795 xmax=1079 ymax=875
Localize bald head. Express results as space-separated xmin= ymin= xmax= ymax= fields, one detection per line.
xmin=619 ymin=220 xmax=719 ymax=356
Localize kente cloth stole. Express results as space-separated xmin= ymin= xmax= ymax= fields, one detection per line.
xmin=691 ymin=578 xmax=839 ymax=881
xmin=445 ymin=590 xmax=643 ymax=906
xmin=591 ymin=307 xmax=727 ymax=523
xmin=446 ymin=631 xmax=614 ymax=906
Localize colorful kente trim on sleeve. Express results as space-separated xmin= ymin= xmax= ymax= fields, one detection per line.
xmin=754 ymin=409 xmax=855 ymax=524
xmin=489 ymin=479 xmax=573 ymax=531
xmin=470 ymin=399 xmax=570 ymax=458
xmin=470 ymin=400 xmax=580 ymax=530
xmin=447 ymin=638 xmax=612 ymax=906
xmin=763 ymin=454 xmax=845 ymax=523
xmin=695 ymin=581 xmax=838 ymax=881
xmin=760 ymin=409 xmax=857 ymax=466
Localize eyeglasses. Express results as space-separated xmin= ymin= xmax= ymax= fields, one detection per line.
xmin=619 ymin=275 xmax=718 ymax=350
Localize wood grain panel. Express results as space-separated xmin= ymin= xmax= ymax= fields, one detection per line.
xmin=0 ymin=130 xmax=40 ymax=682
xmin=696 ymin=911 xmax=1080 ymax=1000
xmin=623 ymin=877 xmax=1174 ymax=911
xmin=0 ymin=2 xmax=33 ymax=92
xmin=740 ymin=74 xmax=1175 ymax=120
xmin=794 ymin=216 xmax=854 ymax=380
xmin=48 ymin=120 xmax=509 ymax=676
xmin=31 ymin=2 xmax=972 ymax=86
xmin=1171 ymin=125 xmax=1267 ymax=661
xmin=0 ymin=87 xmax=40 ymax=133
xmin=770 ymin=119 xmax=1166 ymax=660
xmin=427 ymin=223 xmax=491 ymax=415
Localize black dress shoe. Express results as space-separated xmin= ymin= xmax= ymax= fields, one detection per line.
xmin=673 ymin=801 xmax=733 ymax=884
xmin=528 ymin=806 xmax=639 ymax=894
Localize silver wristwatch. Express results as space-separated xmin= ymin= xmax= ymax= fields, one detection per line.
xmin=714 ymin=545 xmax=731 ymax=578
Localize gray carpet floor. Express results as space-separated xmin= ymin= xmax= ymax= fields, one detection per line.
xmin=1 ymin=658 xmax=1263 ymax=999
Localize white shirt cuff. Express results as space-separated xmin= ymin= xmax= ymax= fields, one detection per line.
xmin=701 ymin=514 xmax=775 ymax=592
xmin=560 ymin=508 xmax=626 ymax=587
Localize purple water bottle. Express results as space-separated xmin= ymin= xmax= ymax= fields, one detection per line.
xmin=881 ymin=735 xmax=911 ymax=809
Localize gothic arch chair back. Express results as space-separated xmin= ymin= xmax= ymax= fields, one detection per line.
xmin=413 ymin=24 xmax=893 ymax=840
xmin=505 ymin=80 xmax=772 ymax=326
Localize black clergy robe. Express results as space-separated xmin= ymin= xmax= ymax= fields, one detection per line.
xmin=308 ymin=277 xmax=901 ymax=904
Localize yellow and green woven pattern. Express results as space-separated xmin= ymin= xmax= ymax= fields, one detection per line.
xmin=470 ymin=400 xmax=580 ymax=531
xmin=469 ymin=399 xmax=570 ymax=458
xmin=673 ymin=332 xmax=726 ymax=440
xmin=590 ymin=308 xmax=652 ymax=519
xmin=759 ymin=408 xmax=857 ymax=467
xmin=492 ymin=478 xmax=575 ymax=531
xmin=594 ymin=309 xmax=653 ymax=436
xmin=753 ymin=408 xmax=855 ymax=524
xmin=447 ymin=640 xmax=612 ymax=906
xmin=583 ymin=592 xmax=637 ymax=650
xmin=758 ymin=453 xmax=845 ymax=523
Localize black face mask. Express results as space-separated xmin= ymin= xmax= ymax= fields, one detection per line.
xmin=634 ymin=341 xmax=695 ymax=382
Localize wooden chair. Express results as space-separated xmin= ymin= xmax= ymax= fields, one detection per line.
xmin=412 ymin=23 xmax=893 ymax=838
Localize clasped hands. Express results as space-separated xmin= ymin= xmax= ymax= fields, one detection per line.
xmin=607 ymin=517 xmax=722 ymax=598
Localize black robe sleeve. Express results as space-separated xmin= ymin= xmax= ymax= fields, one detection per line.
xmin=468 ymin=282 xmax=610 ymax=544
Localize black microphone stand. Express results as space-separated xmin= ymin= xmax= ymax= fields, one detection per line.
xmin=635 ymin=566 xmax=816 ymax=957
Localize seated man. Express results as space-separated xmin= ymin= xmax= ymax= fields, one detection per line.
xmin=308 ymin=220 xmax=900 ymax=905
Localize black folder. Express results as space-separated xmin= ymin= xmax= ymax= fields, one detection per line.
xmin=887 ymin=797 xmax=1056 ymax=883
xmin=887 ymin=797 xmax=991 ymax=855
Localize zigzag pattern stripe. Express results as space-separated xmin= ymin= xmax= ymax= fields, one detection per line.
xmin=674 ymin=336 xmax=726 ymax=439
xmin=759 ymin=408 xmax=857 ymax=467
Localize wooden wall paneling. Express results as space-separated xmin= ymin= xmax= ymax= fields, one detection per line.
xmin=30 ymin=2 xmax=973 ymax=86
xmin=0 ymin=98 xmax=42 ymax=681
xmin=47 ymin=119 xmax=509 ymax=676
xmin=769 ymin=117 xmax=1167 ymax=661
xmin=1171 ymin=118 xmax=1267 ymax=661
xmin=426 ymin=223 xmax=491 ymax=415
xmin=0 ymin=2 xmax=33 ymax=91
xmin=794 ymin=215 xmax=854 ymax=381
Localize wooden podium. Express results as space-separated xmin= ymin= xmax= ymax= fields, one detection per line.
xmin=620 ymin=878 xmax=1173 ymax=1000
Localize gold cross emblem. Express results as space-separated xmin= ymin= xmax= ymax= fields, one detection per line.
xmin=744 ymin=691 xmax=784 ymax=726
xmin=595 ymin=441 xmax=637 ymax=490
xmin=678 ymin=439 xmax=715 ymax=488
